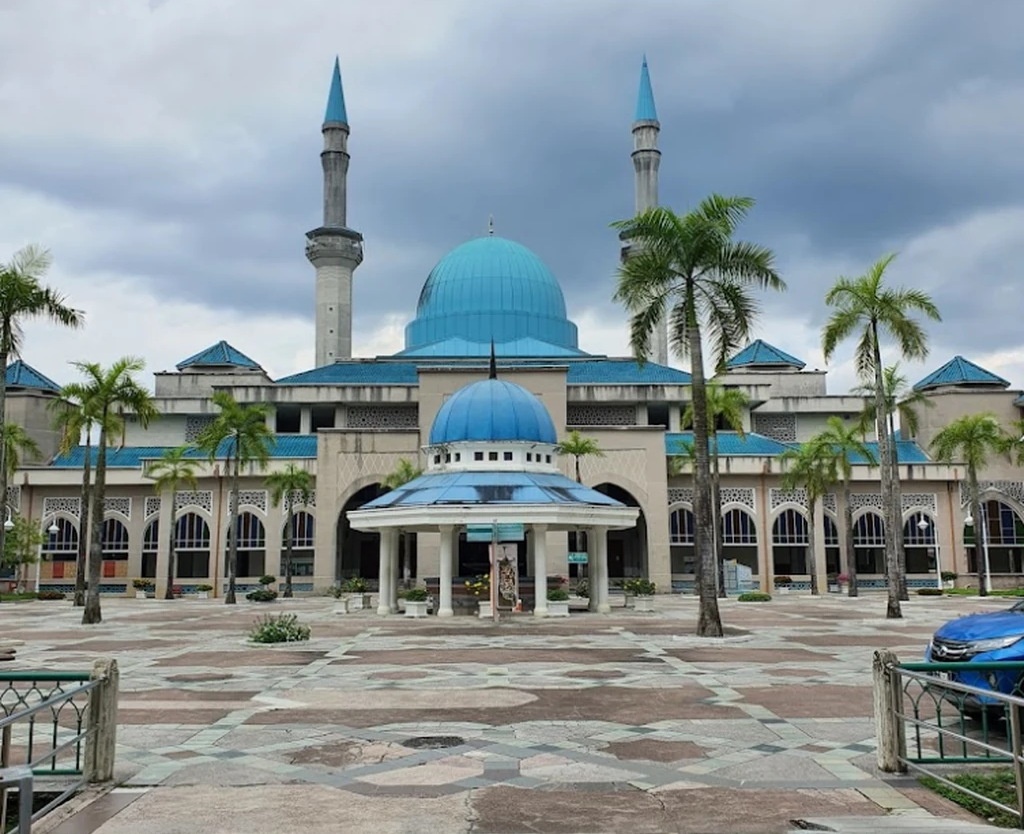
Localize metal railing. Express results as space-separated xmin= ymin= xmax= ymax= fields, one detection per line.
xmin=874 ymin=650 xmax=1024 ymax=828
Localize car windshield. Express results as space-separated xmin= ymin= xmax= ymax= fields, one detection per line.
xmin=1011 ymin=601 xmax=1024 ymax=612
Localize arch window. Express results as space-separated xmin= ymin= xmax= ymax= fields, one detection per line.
xmin=283 ymin=511 xmax=315 ymax=577
xmin=902 ymin=511 xmax=937 ymax=574
xmin=853 ymin=512 xmax=885 ymax=574
xmin=721 ymin=507 xmax=758 ymax=574
xmin=229 ymin=512 xmax=266 ymax=578
xmin=142 ymin=519 xmax=158 ymax=578
xmin=823 ymin=514 xmax=841 ymax=575
xmin=669 ymin=507 xmax=695 ymax=574
xmin=670 ymin=507 xmax=695 ymax=545
xmin=772 ymin=509 xmax=808 ymax=545
xmin=175 ymin=512 xmax=211 ymax=579
xmin=772 ymin=509 xmax=808 ymax=575
xmin=100 ymin=518 xmax=129 ymax=579
xmin=964 ymin=499 xmax=1024 ymax=574
xmin=41 ymin=517 xmax=79 ymax=580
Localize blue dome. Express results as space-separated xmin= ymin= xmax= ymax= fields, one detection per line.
xmin=402 ymin=237 xmax=581 ymax=357
xmin=429 ymin=379 xmax=558 ymax=445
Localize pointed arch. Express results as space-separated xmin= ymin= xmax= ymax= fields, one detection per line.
xmin=174 ymin=512 xmax=211 ymax=579
xmin=142 ymin=518 xmax=159 ymax=579
xmin=228 ymin=511 xmax=266 ymax=578
xmin=853 ymin=511 xmax=885 ymax=575
xmin=772 ymin=508 xmax=808 ymax=576
xmin=283 ymin=510 xmax=316 ymax=578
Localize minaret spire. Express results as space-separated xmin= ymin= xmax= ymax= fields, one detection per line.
xmin=306 ymin=57 xmax=364 ymax=366
xmin=488 ymin=340 xmax=497 ymax=379
xmin=488 ymin=214 xmax=495 ymax=236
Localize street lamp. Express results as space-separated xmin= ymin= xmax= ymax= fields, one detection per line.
xmin=964 ymin=504 xmax=993 ymax=594
xmin=4 ymin=506 xmax=13 ymax=532
xmin=918 ymin=516 xmax=942 ymax=591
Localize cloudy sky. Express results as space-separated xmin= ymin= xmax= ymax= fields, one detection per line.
xmin=2 ymin=0 xmax=1023 ymax=394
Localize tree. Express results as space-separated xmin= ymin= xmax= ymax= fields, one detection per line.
xmin=71 ymin=357 xmax=157 ymax=623
xmin=2 ymin=422 xmax=40 ymax=479
xmin=779 ymin=440 xmax=837 ymax=595
xmin=555 ymin=430 xmax=605 ymax=484
xmin=683 ymin=382 xmax=749 ymax=596
xmin=193 ymin=391 xmax=273 ymax=604
xmin=0 ymin=244 xmax=82 ymax=569
xmin=265 ymin=463 xmax=313 ymax=598
xmin=612 ymin=197 xmax=784 ymax=636
xmin=812 ymin=416 xmax=875 ymax=597
xmin=2 ymin=514 xmax=46 ymax=594
xmin=1005 ymin=419 xmax=1024 ymax=468
xmin=821 ymin=253 xmax=941 ymax=619
xmin=149 ymin=447 xmax=199 ymax=600
xmin=930 ymin=413 xmax=1007 ymax=596
xmin=852 ymin=363 xmax=934 ymax=601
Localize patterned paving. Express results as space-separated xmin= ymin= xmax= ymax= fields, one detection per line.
xmin=3 ymin=593 xmax=1007 ymax=832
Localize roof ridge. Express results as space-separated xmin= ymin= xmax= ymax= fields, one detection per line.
xmin=913 ymin=354 xmax=1010 ymax=391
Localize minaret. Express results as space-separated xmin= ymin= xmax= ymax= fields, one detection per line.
xmin=306 ymin=58 xmax=363 ymax=366
xmin=621 ymin=56 xmax=667 ymax=366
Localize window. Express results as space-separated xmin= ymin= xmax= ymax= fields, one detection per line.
xmin=545 ymin=455 xmax=552 ymax=463
xmin=454 ymin=453 xmax=461 ymax=462
xmin=175 ymin=513 xmax=211 ymax=579
xmin=488 ymin=452 xmax=498 ymax=461
xmin=101 ymin=518 xmax=130 ymax=559
xmin=526 ymin=453 xmax=532 ymax=462
xmin=284 ymin=512 xmax=315 ymax=577
xmin=230 ymin=512 xmax=266 ymax=578
xmin=474 ymin=452 xmax=483 ymax=461
xmin=503 ymin=452 xmax=513 ymax=461
xmin=142 ymin=519 xmax=158 ymax=578
xmin=445 ymin=453 xmax=451 ymax=463
xmin=42 ymin=517 xmax=79 ymax=562
xmin=433 ymin=455 xmax=441 ymax=464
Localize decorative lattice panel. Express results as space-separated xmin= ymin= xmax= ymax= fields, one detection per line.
xmin=285 ymin=490 xmax=316 ymax=512
xmin=345 ymin=406 xmax=418 ymax=429
xmin=43 ymin=497 xmax=81 ymax=518
xmin=185 ymin=416 xmax=216 ymax=443
xmin=770 ymin=488 xmax=807 ymax=510
xmin=575 ymin=450 xmax=650 ymax=502
xmin=230 ymin=490 xmax=267 ymax=514
xmin=960 ymin=481 xmax=1024 ymax=507
xmin=668 ymin=488 xmax=695 ymax=506
xmin=175 ymin=491 xmax=213 ymax=514
xmin=823 ymin=493 xmax=837 ymax=514
xmin=103 ymin=497 xmax=131 ymax=518
xmin=5 ymin=486 xmax=19 ymax=511
xmin=901 ymin=492 xmax=937 ymax=514
xmin=566 ymin=405 xmax=637 ymax=426
xmin=752 ymin=413 xmax=797 ymax=443
xmin=849 ymin=493 xmax=883 ymax=512
xmin=720 ymin=487 xmax=755 ymax=510
xmin=145 ymin=497 xmax=161 ymax=518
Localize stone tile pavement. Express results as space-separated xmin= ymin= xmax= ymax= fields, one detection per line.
xmin=5 ymin=592 xmax=1010 ymax=833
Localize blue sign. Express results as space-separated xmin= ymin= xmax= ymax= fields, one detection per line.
xmin=567 ymin=552 xmax=588 ymax=564
xmin=496 ymin=523 xmax=524 ymax=541
xmin=465 ymin=523 xmax=525 ymax=542
xmin=466 ymin=524 xmax=495 ymax=543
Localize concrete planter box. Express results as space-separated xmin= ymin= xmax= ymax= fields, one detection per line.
xmin=405 ymin=600 xmax=430 ymax=618
xmin=478 ymin=601 xmax=493 ymax=619
xmin=828 ymin=584 xmax=839 ymax=593
xmin=546 ymin=601 xmax=570 ymax=618
xmin=634 ymin=595 xmax=655 ymax=612
xmin=333 ymin=598 xmax=350 ymax=614
xmin=623 ymin=593 xmax=635 ymax=608
xmin=195 ymin=591 xmax=210 ymax=599
xmin=348 ymin=593 xmax=371 ymax=611
xmin=775 ymin=586 xmax=791 ymax=595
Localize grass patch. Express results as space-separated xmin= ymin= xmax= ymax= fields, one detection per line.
xmin=737 ymin=592 xmax=772 ymax=602
xmin=921 ymin=770 xmax=1022 ymax=828
xmin=0 ymin=591 xmax=38 ymax=602
xmin=943 ymin=588 xmax=1024 ymax=597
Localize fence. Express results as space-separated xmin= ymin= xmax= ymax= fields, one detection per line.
xmin=0 ymin=659 xmax=119 ymax=833
xmin=873 ymin=648 xmax=1024 ymax=827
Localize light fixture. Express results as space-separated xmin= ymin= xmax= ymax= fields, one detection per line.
xmin=48 ymin=521 xmax=59 ymax=535
xmin=3 ymin=518 xmax=13 ymax=531
xmin=918 ymin=517 xmax=930 ymax=531
xmin=964 ymin=514 xmax=974 ymax=527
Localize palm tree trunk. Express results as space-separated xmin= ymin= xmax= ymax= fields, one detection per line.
xmin=225 ymin=447 xmax=240 ymax=604
xmin=711 ymin=433 xmax=725 ymax=598
xmin=871 ymin=324 xmax=901 ymax=619
xmin=843 ymin=479 xmax=858 ymax=597
xmin=82 ymin=414 xmax=107 ymax=624
xmin=575 ymin=456 xmax=581 ymax=483
xmin=164 ymin=487 xmax=176 ymax=600
xmin=0 ymin=341 xmax=10 ymax=578
xmin=284 ymin=505 xmax=294 ymax=598
xmin=807 ymin=495 xmax=819 ymax=595
xmin=888 ymin=409 xmax=907 ymax=601
xmin=687 ymin=301 xmax=723 ymax=637
xmin=970 ymin=469 xmax=987 ymax=596
xmin=74 ymin=432 xmax=91 ymax=607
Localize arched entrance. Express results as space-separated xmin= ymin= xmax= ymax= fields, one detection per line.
xmin=965 ymin=499 xmax=1024 ymax=574
xmin=458 ymin=528 xmax=529 ymax=578
xmin=337 ymin=484 xmax=386 ymax=581
xmin=594 ymin=483 xmax=647 ymax=579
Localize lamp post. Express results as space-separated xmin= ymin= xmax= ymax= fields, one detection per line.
xmin=918 ymin=516 xmax=942 ymax=591
xmin=964 ymin=503 xmax=992 ymax=595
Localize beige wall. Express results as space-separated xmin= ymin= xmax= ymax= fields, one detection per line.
xmin=6 ymin=391 xmax=66 ymax=463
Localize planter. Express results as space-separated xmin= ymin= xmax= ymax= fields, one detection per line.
xmin=634 ymin=595 xmax=655 ymax=612
xmin=623 ymin=592 xmax=635 ymax=609
xmin=776 ymin=586 xmax=790 ymax=595
xmin=405 ymin=600 xmax=430 ymax=618
xmin=196 ymin=591 xmax=209 ymax=600
xmin=397 ymin=599 xmax=407 ymax=612
xmin=828 ymin=584 xmax=839 ymax=593
xmin=348 ymin=593 xmax=371 ymax=611
xmin=546 ymin=601 xmax=570 ymax=618
xmin=944 ymin=580 xmax=955 ymax=590
xmin=333 ymin=598 xmax=350 ymax=615
xmin=478 ymin=601 xmax=493 ymax=619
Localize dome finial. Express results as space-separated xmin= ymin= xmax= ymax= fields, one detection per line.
xmin=489 ymin=339 xmax=497 ymax=379
xmin=487 ymin=214 xmax=495 ymax=236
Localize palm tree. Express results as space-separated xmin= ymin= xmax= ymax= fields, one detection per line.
xmin=265 ymin=463 xmax=313 ymax=598
xmin=684 ymin=382 xmax=749 ymax=596
xmin=1005 ymin=419 xmax=1024 ymax=468
xmin=555 ymin=430 xmax=605 ymax=484
xmin=668 ymin=439 xmax=695 ymax=478
xmin=930 ymin=413 xmax=1008 ymax=596
xmin=612 ymin=197 xmax=784 ymax=636
xmin=812 ymin=417 xmax=875 ymax=597
xmin=0 ymin=244 xmax=83 ymax=566
xmin=149 ymin=447 xmax=199 ymax=600
xmin=852 ymin=363 xmax=934 ymax=601
xmin=779 ymin=440 xmax=837 ymax=595
xmin=193 ymin=391 xmax=273 ymax=604
xmin=72 ymin=357 xmax=158 ymax=624
xmin=2 ymin=423 xmax=40 ymax=477
xmin=821 ymin=253 xmax=941 ymax=619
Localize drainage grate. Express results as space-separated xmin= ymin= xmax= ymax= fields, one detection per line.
xmin=400 ymin=736 xmax=465 ymax=750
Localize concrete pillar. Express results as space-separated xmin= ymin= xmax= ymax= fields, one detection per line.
xmin=84 ymin=658 xmax=119 ymax=783
xmin=595 ymin=527 xmax=611 ymax=614
xmin=334 ymin=405 xmax=346 ymax=429
xmin=533 ymin=524 xmax=548 ymax=617
xmin=299 ymin=407 xmax=312 ymax=435
xmin=669 ymin=405 xmax=682 ymax=432
xmin=438 ymin=525 xmax=454 ymax=617
xmin=154 ymin=490 xmax=174 ymax=598
xmin=267 ymin=408 xmax=277 ymax=433
xmin=377 ymin=529 xmax=394 ymax=616
xmin=588 ymin=526 xmax=599 ymax=612
xmin=387 ymin=530 xmax=399 ymax=613
xmin=813 ymin=499 xmax=828 ymax=594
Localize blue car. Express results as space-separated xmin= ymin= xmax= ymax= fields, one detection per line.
xmin=927 ymin=600 xmax=1024 ymax=709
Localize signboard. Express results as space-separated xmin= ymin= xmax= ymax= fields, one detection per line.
xmin=466 ymin=523 xmax=525 ymax=542
xmin=466 ymin=524 xmax=494 ymax=543
xmin=567 ymin=552 xmax=589 ymax=564
xmin=496 ymin=523 xmax=524 ymax=541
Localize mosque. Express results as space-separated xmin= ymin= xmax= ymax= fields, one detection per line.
xmin=5 ymin=59 xmax=1024 ymax=606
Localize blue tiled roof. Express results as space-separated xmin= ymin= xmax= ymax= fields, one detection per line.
xmin=860 ymin=441 xmax=930 ymax=465
xmin=51 ymin=435 xmax=317 ymax=468
xmin=397 ymin=336 xmax=588 ymax=358
xmin=914 ymin=355 xmax=1010 ymax=391
xmin=276 ymin=362 xmax=420 ymax=385
xmin=324 ymin=57 xmax=348 ymax=124
xmin=665 ymin=432 xmax=930 ymax=463
xmin=565 ymin=360 xmax=690 ymax=385
xmin=726 ymin=340 xmax=805 ymax=369
xmin=361 ymin=471 xmax=624 ymax=510
xmin=635 ymin=56 xmax=658 ymax=122
xmin=429 ymin=379 xmax=557 ymax=445
xmin=5 ymin=360 xmax=60 ymax=392
xmin=177 ymin=341 xmax=261 ymax=371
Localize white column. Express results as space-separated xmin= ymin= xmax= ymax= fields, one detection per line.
xmin=596 ymin=527 xmax=611 ymax=614
xmin=299 ymin=406 xmax=312 ymax=435
xmin=533 ymin=524 xmax=549 ymax=617
xmin=588 ymin=526 xmax=599 ymax=613
xmin=377 ymin=529 xmax=394 ymax=615
xmin=438 ymin=525 xmax=454 ymax=617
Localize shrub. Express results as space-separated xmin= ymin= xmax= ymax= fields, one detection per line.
xmin=738 ymin=592 xmax=772 ymax=602
xmin=941 ymin=571 xmax=958 ymax=582
xmin=132 ymin=578 xmax=155 ymax=590
xmin=37 ymin=590 xmax=65 ymax=601
xmin=344 ymin=577 xmax=370 ymax=593
xmin=195 ymin=584 xmax=213 ymax=592
xmin=916 ymin=588 xmax=944 ymax=596
xmin=827 ymin=573 xmax=838 ymax=584
xmin=774 ymin=576 xmax=793 ymax=586
xmin=837 ymin=573 xmax=849 ymax=583
xmin=249 ymin=613 xmax=310 ymax=644
xmin=574 ymin=578 xmax=589 ymax=598
xmin=258 ymin=574 xmax=276 ymax=587
xmin=405 ymin=587 xmax=429 ymax=602
xmin=171 ymin=585 xmax=184 ymax=597
xmin=464 ymin=576 xmax=489 ymax=597
xmin=246 ymin=588 xmax=278 ymax=602
xmin=623 ymin=578 xmax=656 ymax=596
xmin=547 ymin=588 xmax=570 ymax=602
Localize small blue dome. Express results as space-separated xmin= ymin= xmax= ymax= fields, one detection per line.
xmin=403 ymin=236 xmax=580 ymax=357
xmin=429 ymin=379 xmax=558 ymax=445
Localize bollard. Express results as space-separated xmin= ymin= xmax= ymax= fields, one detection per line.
xmin=84 ymin=658 xmax=119 ymax=783
xmin=872 ymin=649 xmax=906 ymax=773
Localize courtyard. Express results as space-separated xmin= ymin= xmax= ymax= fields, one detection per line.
xmin=4 ymin=594 xmax=1008 ymax=833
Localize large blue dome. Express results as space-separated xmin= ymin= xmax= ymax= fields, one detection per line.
xmin=429 ymin=379 xmax=558 ymax=445
xmin=401 ymin=236 xmax=581 ymax=358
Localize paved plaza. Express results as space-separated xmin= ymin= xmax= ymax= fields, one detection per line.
xmin=4 ymin=594 xmax=1008 ymax=833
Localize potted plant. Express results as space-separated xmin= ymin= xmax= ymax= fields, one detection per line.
xmin=195 ymin=583 xmax=213 ymax=600
xmin=941 ymin=571 xmax=958 ymax=590
xmin=624 ymin=578 xmax=656 ymax=611
xmin=827 ymin=573 xmax=839 ymax=593
xmin=404 ymin=586 xmax=430 ymax=618
xmin=547 ymin=587 xmax=570 ymax=617
xmin=774 ymin=575 xmax=793 ymax=595
xmin=465 ymin=575 xmax=491 ymax=618
xmin=328 ymin=585 xmax=349 ymax=614
xmin=837 ymin=573 xmax=849 ymax=595
xmin=246 ymin=575 xmax=278 ymax=603
xmin=131 ymin=578 xmax=155 ymax=599
xmin=343 ymin=577 xmax=371 ymax=610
